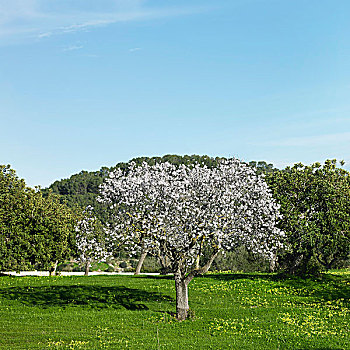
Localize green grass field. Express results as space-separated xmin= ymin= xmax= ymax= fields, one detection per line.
xmin=0 ymin=271 xmax=349 ymax=349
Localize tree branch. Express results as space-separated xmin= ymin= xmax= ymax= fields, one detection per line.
xmin=184 ymin=249 xmax=219 ymax=285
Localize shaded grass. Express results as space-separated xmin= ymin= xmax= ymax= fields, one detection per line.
xmin=0 ymin=285 xmax=172 ymax=310
xmin=0 ymin=271 xmax=349 ymax=349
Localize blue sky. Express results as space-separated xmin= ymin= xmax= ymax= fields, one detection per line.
xmin=1 ymin=0 xmax=350 ymax=187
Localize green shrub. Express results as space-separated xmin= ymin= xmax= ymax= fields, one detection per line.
xmin=72 ymin=265 xmax=83 ymax=272
xmin=90 ymin=262 xmax=109 ymax=271
xmin=57 ymin=263 xmax=73 ymax=272
xmin=280 ymin=255 xmax=323 ymax=276
xmin=332 ymin=252 xmax=350 ymax=269
xmin=129 ymin=259 xmax=138 ymax=268
xmin=210 ymin=246 xmax=269 ymax=272
xmin=119 ymin=261 xmax=128 ymax=268
xmin=141 ymin=256 xmax=161 ymax=273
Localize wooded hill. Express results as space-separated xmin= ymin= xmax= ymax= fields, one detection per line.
xmin=42 ymin=154 xmax=276 ymax=223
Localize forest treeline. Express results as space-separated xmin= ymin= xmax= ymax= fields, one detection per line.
xmin=1 ymin=155 xmax=349 ymax=275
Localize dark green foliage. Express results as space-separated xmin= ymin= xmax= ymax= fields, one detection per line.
xmin=57 ymin=261 xmax=116 ymax=273
xmin=0 ymin=165 xmax=32 ymax=271
xmin=58 ymin=263 xmax=74 ymax=272
xmin=141 ymin=256 xmax=162 ymax=273
xmin=333 ymin=252 xmax=350 ymax=269
xmin=41 ymin=169 xmax=109 ymax=223
xmin=57 ymin=262 xmax=83 ymax=273
xmin=266 ymin=160 xmax=350 ymax=274
xmin=106 ymin=266 xmax=115 ymax=272
xmin=248 ymin=160 xmax=277 ymax=174
xmin=72 ymin=265 xmax=83 ymax=272
xmin=211 ymin=246 xmax=270 ymax=272
xmin=129 ymin=259 xmax=138 ymax=268
xmin=0 ymin=165 xmax=78 ymax=272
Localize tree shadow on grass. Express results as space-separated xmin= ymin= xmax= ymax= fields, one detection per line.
xmin=0 ymin=285 xmax=173 ymax=310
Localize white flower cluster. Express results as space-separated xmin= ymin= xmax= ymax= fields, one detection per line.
xmin=75 ymin=206 xmax=109 ymax=263
xmin=98 ymin=159 xmax=284 ymax=271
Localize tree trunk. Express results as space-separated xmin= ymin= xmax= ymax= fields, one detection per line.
xmin=173 ymin=251 xmax=219 ymax=321
xmin=84 ymin=259 xmax=91 ymax=276
xmin=159 ymin=255 xmax=171 ymax=275
xmin=269 ymin=252 xmax=277 ymax=272
xmin=195 ymin=255 xmax=200 ymax=269
xmin=174 ymin=271 xmax=189 ymax=321
xmin=134 ymin=251 xmax=147 ymax=275
xmin=49 ymin=260 xmax=58 ymax=276
xmin=195 ymin=238 xmax=204 ymax=269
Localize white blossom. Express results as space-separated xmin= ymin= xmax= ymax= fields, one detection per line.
xmin=75 ymin=206 xmax=109 ymax=264
xmin=98 ymin=159 xmax=285 ymax=271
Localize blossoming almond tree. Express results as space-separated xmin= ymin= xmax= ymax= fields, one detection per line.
xmin=98 ymin=159 xmax=284 ymax=320
xmin=75 ymin=206 xmax=107 ymax=276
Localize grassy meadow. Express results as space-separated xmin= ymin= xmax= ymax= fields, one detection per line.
xmin=0 ymin=271 xmax=349 ymax=349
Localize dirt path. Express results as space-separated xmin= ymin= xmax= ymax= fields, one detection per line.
xmin=2 ymin=271 xmax=160 ymax=277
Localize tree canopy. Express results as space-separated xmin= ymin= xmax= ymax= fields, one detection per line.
xmin=0 ymin=165 xmax=78 ymax=272
xmin=266 ymin=160 xmax=350 ymax=274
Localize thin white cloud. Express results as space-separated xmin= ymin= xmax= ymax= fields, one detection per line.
xmin=0 ymin=0 xmax=41 ymax=23
xmin=129 ymin=47 xmax=141 ymax=52
xmin=0 ymin=0 xmax=208 ymax=43
xmin=37 ymin=31 xmax=52 ymax=38
xmin=63 ymin=44 xmax=84 ymax=52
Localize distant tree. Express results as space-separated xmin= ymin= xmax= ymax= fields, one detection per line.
xmin=99 ymin=160 xmax=284 ymax=320
xmin=249 ymin=161 xmax=276 ymax=174
xmin=266 ymin=160 xmax=350 ymax=274
xmin=75 ymin=206 xmax=107 ymax=276
xmin=31 ymin=190 xmax=77 ymax=275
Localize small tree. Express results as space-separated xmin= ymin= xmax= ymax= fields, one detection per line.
xmin=75 ymin=206 xmax=107 ymax=276
xmin=33 ymin=191 xmax=77 ymax=276
xmin=99 ymin=160 xmax=284 ymax=320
